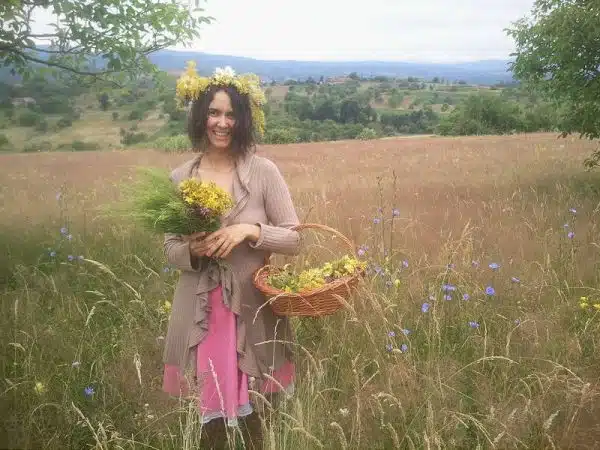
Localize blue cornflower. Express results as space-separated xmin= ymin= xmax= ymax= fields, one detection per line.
xmin=489 ymin=263 xmax=500 ymax=270
xmin=421 ymin=302 xmax=430 ymax=313
xmin=444 ymin=294 xmax=452 ymax=301
xmin=373 ymin=218 xmax=381 ymax=224
xmin=485 ymin=286 xmax=495 ymax=296
xmin=388 ymin=331 xmax=396 ymax=337
xmin=402 ymin=260 xmax=409 ymax=268
xmin=462 ymin=293 xmax=470 ymax=301
xmin=568 ymin=231 xmax=575 ymax=239
xmin=442 ymin=284 xmax=456 ymax=292
xmin=400 ymin=344 xmax=408 ymax=352
xmin=84 ymin=386 xmax=94 ymax=397
xmin=468 ymin=321 xmax=480 ymax=329
xmin=392 ymin=208 xmax=400 ymax=217
xmin=60 ymin=227 xmax=68 ymax=235
xmin=67 ymin=255 xmax=74 ymax=261
xmin=401 ymin=328 xmax=411 ymax=336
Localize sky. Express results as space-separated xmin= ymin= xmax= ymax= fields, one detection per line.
xmin=30 ymin=0 xmax=536 ymax=63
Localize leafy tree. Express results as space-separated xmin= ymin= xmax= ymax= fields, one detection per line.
xmin=506 ymin=0 xmax=600 ymax=168
xmin=0 ymin=0 xmax=212 ymax=86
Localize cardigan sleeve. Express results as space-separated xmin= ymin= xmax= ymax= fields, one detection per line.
xmin=163 ymin=233 xmax=203 ymax=272
xmin=249 ymin=159 xmax=301 ymax=255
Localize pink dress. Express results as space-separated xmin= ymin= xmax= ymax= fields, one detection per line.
xmin=162 ymin=285 xmax=295 ymax=426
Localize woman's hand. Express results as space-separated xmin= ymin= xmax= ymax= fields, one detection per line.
xmin=197 ymin=224 xmax=260 ymax=259
xmin=183 ymin=231 xmax=208 ymax=258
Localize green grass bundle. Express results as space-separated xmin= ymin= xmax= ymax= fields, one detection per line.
xmin=118 ymin=167 xmax=234 ymax=235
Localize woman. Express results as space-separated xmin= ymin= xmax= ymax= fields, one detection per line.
xmin=161 ymin=64 xmax=300 ymax=440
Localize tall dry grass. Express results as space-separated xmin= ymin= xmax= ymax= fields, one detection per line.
xmin=2 ymin=132 xmax=600 ymax=449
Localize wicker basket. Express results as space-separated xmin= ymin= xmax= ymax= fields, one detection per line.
xmin=253 ymin=223 xmax=365 ymax=317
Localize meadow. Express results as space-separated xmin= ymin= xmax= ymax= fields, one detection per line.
xmin=2 ymin=132 xmax=600 ymax=449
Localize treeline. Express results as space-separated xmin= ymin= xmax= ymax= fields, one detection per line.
xmin=0 ymin=71 xmax=565 ymax=153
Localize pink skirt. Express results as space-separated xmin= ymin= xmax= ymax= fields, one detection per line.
xmin=162 ymin=285 xmax=295 ymax=425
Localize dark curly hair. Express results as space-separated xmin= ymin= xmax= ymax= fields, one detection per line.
xmin=187 ymin=84 xmax=256 ymax=157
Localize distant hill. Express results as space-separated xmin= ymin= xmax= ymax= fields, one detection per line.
xmin=0 ymin=48 xmax=515 ymax=86
xmin=148 ymin=50 xmax=515 ymax=85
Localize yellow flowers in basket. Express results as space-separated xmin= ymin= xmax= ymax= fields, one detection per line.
xmin=253 ymin=223 xmax=367 ymax=317
xmin=267 ymin=255 xmax=366 ymax=294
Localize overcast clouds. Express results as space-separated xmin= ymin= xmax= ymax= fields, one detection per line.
xmin=175 ymin=0 xmax=536 ymax=62
xmin=31 ymin=0 xmax=536 ymax=62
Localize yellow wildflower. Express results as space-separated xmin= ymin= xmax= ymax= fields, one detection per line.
xmin=34 ymin=381 xmax=45 ymax=394
xmin=580 ymin=296 xmax=588 ymax=302
xmin=580 ymin=302 xmax=589 ymax=309
xmin=178 ymin=179 xmax=234 ymax=216
xmin=394 ymin=279 xmax=401 ymax=288
xmin=593 ymin=303 xmax=600 ymax=310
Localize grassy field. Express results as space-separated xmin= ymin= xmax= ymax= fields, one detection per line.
xmin=2 ymin=132 xmax=600 ymax=449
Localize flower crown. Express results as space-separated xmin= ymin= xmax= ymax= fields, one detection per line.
xmin=175 ymin=61 xmax=266 ymax=137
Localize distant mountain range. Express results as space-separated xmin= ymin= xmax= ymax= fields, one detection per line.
xmin=0 ymin=48 xmax=516 ymax=86
xmin=148 ymin=50 xmax=516 ymax=85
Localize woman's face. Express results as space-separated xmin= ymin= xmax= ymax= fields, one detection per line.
xmin=205 ymin=90 xmax=236 ymax=151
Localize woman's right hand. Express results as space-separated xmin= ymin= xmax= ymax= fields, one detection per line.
xmin=184 ymin=232 xmax=208 ymax=258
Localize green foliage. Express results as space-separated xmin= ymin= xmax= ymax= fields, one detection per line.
xmin=150 ymin=135 xmax=191 ymax=152
xmin=438 ymin=93 xmax=532 ymax=136
xmin=0 ymin=0 xmax=212 ymax=86
xmin=506 ymin=0 xmax=600 ymax=167
xmin=16 ymin=109 xmax=43 ymax=127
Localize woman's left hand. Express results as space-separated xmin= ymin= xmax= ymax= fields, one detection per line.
xmin=199 ymin=224 xmax=259 ymax=259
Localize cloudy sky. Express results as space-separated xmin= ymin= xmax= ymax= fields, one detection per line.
xmin=31 ymin=0 xmax=536 ymax=63
xmin=176 ymin=0 xmax=536 ymax=62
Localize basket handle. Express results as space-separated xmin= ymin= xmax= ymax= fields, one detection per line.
xmin=290 ymin=223 xmax=357 ymax=257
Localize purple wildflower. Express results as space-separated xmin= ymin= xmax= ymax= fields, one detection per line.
xmin=60 ymin=227 xmax=68 ymax=235
xmin=444 ymin=294 xmax=452 ymax=301
xmin=388 ymin=331 xmax=396 ymax=337
xmin=442 ymin=284 xmax=456 ymax=292
xmin=568 ymin=231 xmax=575 ymax=239
xmin=511 ymin=277 xmax=520 ymax=283
xmin=84 ymin=386 xmax=94 ymax=397
xmin=489 ymin=262 xmax=500 ymax=270
xmin=485 ymin=286 xmax=495 ymax=296
xmin=401 ymin=328 xmax=411 ymax=335
xmin=468 ymin=321 xmax=480 ymax=329
xmin=400 ymin=344 xmax=408 ymax=352
xmin=392 ymin=208 xmax=400 ymax=218
xmin=421 ymin=302 xmax=430 ymax=313
xmin=462 ymin=293 xmax=470 ymax=301
xmin=569 ymin=208 xmax=577 ymax=214
xmin=402 ymin=260 xmax=409 ymax=268
xmin=373 ymin=218 xmax=381 ymax=224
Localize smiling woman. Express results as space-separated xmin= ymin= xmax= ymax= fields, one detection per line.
xmin=161 ymin=63 xmax=300 ymax=446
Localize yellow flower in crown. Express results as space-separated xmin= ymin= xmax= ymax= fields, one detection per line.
xmin=175 ymin=61 xmax=266 ymax=137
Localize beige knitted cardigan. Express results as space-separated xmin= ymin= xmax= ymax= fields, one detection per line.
xmin=162 ymin=151 xmax=301 ymax=384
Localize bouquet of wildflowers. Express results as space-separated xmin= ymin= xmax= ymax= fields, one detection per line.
xmin=119 ymin=167 xmax=234 ymax=235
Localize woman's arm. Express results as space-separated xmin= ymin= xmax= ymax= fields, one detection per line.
xmin=248 ymin=160 xmax=301 ymax=255
xmin=164 ymin=233 xmax=203 ymax=271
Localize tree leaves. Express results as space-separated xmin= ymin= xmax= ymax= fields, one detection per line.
xmin=506 ymin=0 xmax=600 ymax=168
xmin=0 ymin=0 xmax=214 ymax=87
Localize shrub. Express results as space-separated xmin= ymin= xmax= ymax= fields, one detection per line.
xmin=150 ymin=135 xmax=191 ymax=152
xmin=356 ymin=127 xmax=378 ymax=140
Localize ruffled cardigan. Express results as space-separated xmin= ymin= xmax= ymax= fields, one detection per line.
xmin=162 ymin=152 xmax=301 ymax=384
